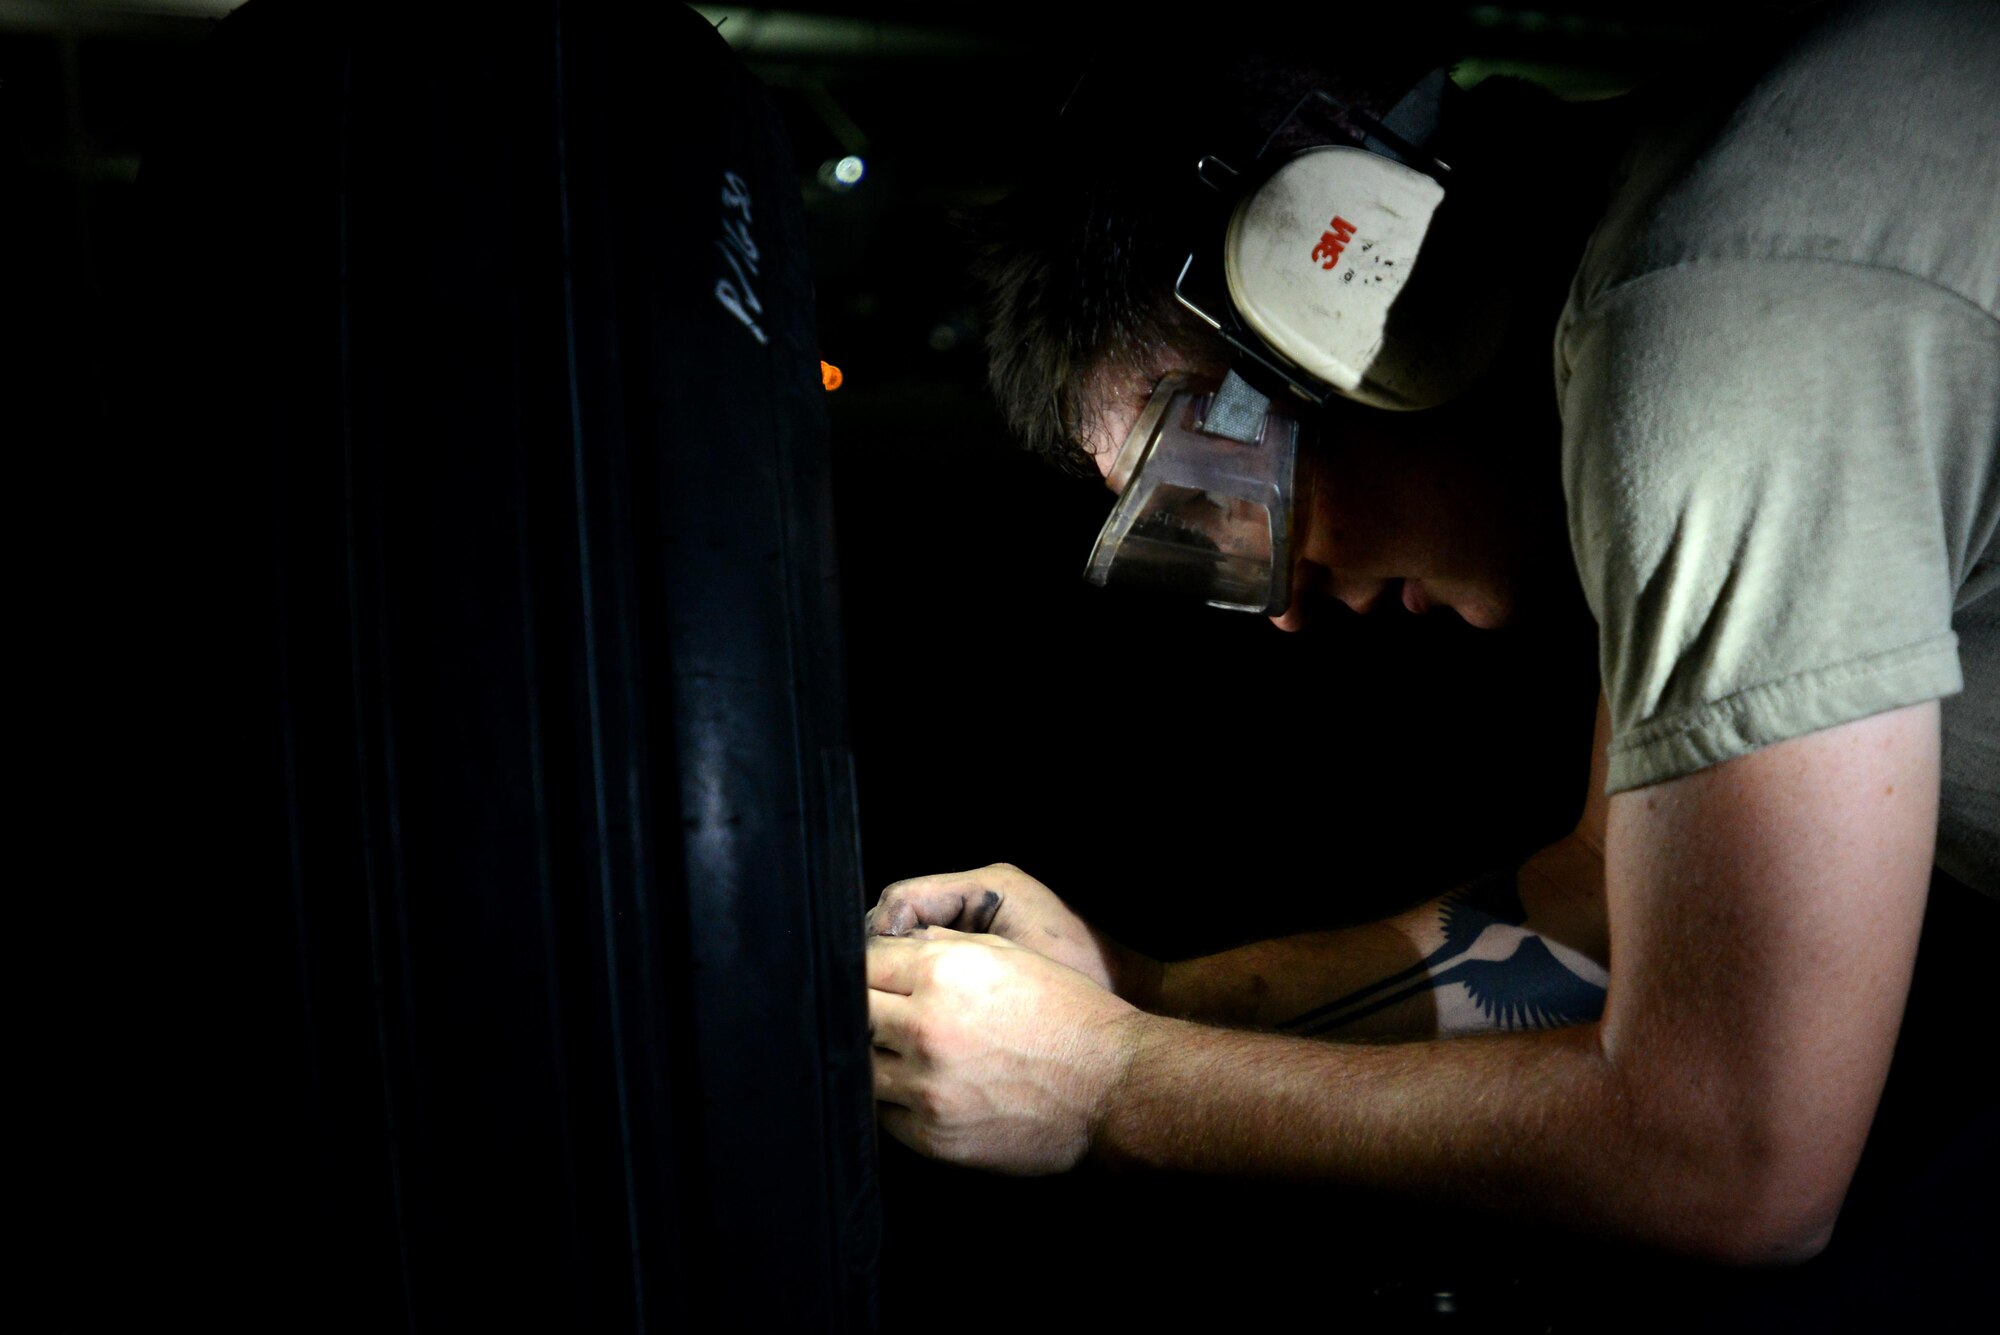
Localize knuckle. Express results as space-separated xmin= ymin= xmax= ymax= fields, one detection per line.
xmin=924 ymin=946 xmax=960 ymax=986
xmin=882 ymin=1108 xmax=926 ymax=1153
xmin=987 ymin=862 xmax=1044 ymax=894
xmin=931 ymin=941 xmax=1002 ymax=993
xmin=917 ymin=1081 xmax=969 ymax=1130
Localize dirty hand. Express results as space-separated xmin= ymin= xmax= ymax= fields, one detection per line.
xmin=868 ymin=927 xmax=1145 ymax=1174
xmin=864 ymin=862 xmax=1158 ymax=1001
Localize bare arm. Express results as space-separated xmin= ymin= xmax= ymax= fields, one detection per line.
xmin=1157 ymin=698 xmax=1615 ymax=1040
xmin=870 ymin=702 xmax=1940 ymax=1261
xmin=1158 ymin=846 xmax=1610 ymax=1038
xmin=1094 ymin=703 xmax=1938 ymax=1260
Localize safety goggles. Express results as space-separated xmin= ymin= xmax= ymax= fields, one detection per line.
xmin=1083 ymin=371 xmax=1302 ymax=616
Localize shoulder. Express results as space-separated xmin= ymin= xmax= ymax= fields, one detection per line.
xmin=1555 ymin=259 xmax=1991 ymax=793
xmin=1563 ymin=0 xmax=2000 ymax=332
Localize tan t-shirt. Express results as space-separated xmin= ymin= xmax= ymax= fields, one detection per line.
xmin=1553 ymin=0 xmax=1999 ymax=892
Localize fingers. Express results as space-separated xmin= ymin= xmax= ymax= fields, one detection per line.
xmin=871 ymin=1047 xmax=913 ymax=1109
xmin=863 ymin=896 xmax=926 ymax=937
xmin=866 ymin=885 xmax=998 ymax=935
xmin=959 ymin=887 xmax=1003 ymax=933
xmin=877 ymin=1101 xmax=922 ymax=1152
xmin=865 ymin=932 xmax=928 ymax=994
xmin=864 ymin=867 xmax=1013 ymax=936
xmin=867 ymin=988 xmax=919 ymax=1054
xmin=864 ymin=926 xmax=1007 ymax=993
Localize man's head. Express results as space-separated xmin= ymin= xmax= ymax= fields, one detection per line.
xmin=1076 ymin=373 xmax=1564 ymax=632
xmin=970 ymin=35 xmax=1585 ymax=631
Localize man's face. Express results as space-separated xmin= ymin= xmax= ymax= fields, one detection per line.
xmin=1082 ymin=366 xmax=1557 ymax=632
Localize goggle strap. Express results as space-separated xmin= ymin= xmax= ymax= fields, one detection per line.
xmin=1377 ymin=67 xmax=1458 ymax=162
xmin=1203 ymin=369 xmax=1271 ymax=444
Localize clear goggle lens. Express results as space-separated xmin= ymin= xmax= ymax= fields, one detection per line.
xmin=1084 ymin=374 xmax=1300 ymax=615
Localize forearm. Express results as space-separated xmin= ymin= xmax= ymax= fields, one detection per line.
xmin=1095 ymin=1015 xmax=1821 ymax=1263
xmin=873 ymin=710 xmax=1920 ymax=1269
xmin=1095 ymin=706 xmax=1934 ymax=1266
xmin=1156 ymin=835 xmax=1610 ymax=1040
xmin=1155 ymin=920 xmax=1433 ymax=1033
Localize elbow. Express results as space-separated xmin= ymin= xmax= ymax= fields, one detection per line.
xmin=1693 ymin=1198 xmax=1838 ymax=1267
xmin=1597 ymin=1045 xmax=1862 ymax=1266
xmin=1668 ymin=1148 xmax=1850 ymax=1266
xmin=1616 ymin=1085 xmax=1854 ymax=1265
xmin=1765 ymin=1215 xmax=1837 ymax=1265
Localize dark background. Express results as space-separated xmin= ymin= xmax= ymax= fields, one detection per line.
xmin=7 ymin=0 xmax=1721 ymax=919
xmin=11 ymin=2 xmax=1834 ymax=1328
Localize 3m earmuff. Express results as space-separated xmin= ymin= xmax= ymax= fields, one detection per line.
xmin=1086 ymin=69 xmax=1513 ymax=614
xmin=1174 ymin=68 xmax=1511 ymax=412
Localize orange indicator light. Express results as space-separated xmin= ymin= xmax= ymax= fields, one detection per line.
xmin=820 ymin=361 xmax=844 ymax=392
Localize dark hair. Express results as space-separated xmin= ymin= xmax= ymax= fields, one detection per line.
xmin=968 ymin=32 xmax=1447 ymax=475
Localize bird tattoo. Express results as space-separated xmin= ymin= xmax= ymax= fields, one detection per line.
xmin=1282 ymin=873 xmax=1607 ymax=1037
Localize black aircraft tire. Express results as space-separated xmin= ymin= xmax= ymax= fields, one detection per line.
xmin=125 ymin=2 xmax=879 ymax=1328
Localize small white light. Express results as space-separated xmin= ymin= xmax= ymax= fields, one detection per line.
xmin=833 ymin=155 xmax=866 ymax=186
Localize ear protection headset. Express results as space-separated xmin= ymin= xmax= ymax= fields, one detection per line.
xmin=1084 ymin=70 xmax=1513 ymax=615
xmin=1174 ymin=67 xmax=1510 ymax=413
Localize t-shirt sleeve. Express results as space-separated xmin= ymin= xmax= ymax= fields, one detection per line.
xmin=1558 ymin=258 xmax=1990 ymax=793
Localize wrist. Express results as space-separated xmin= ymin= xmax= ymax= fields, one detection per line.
xmin=1086 ymin=1008 xmax=1173 ymax=1169
xmin=1148 ymin=955 xmax=1225 ymax=1021
xmin=1104 ymin=938 xmax=1166 ymax=1009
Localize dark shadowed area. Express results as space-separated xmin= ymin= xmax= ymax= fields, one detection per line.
xmin=27 ymin=4 xmax=1981 ymax=1332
